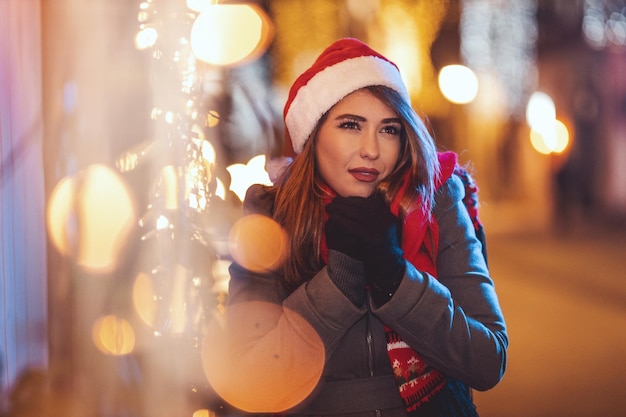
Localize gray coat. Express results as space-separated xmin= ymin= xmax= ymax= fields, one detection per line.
xmin=226 ymin=175 xmax=508 ymax=416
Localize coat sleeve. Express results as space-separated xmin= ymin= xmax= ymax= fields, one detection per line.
xmin=371 ymin=175 xmax=508 ymax=391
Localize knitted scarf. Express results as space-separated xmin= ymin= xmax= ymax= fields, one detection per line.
xmin=321 ymin=151 xmax=482 ymax=415
xmin=382 ymin=151 xmax=456 ymax=414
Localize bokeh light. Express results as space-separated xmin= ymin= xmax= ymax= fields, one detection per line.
xmin=530 ymin=119 xmax=570 ymax=155
xmin=186 ymin=0 xmax=212 ymax=13
xmin=228 ymin=214 xmax=288 ymax=273
xmin=206 ymin=110 xmax=220 ymax=128
xmin=530 ymin=128 xmax=553 ymax=155
xmin=526 ymin=91 xmax=556 ymax=131
xmin=190 ymin=4 xmax=273 ymax=66
xmin=134 ymin=26 xmax=158 ymax=50
xmin=159 ymin=165 xmax=180 ymax=210
xmin=47 ymin=176 xmax=78 ymax=258
xmin=133 ymin=272 xmax=158 ymax=328
xmin=201 ymin=302 xmax=324 ymax=412
xmin=46 ymin=164 xmax=137 ymax=273
xmin=551 ymin=119 xmax=570 ymax=154
xmin=226 ymin=154 xmax=273 ymax=202
xmin=92 ymin=315 xmax=135 ymax=356
xmin=215 ymin=178 xmax=226 ymax=200
xmin=438 ymin=64 xmax=479 ymax=104
xmin=192 ymin=410 xmax=212 ymax=417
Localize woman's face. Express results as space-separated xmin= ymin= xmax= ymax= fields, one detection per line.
xmin=315 ymin=89 xmax=402 ymax=197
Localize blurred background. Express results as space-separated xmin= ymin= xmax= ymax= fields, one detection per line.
xmin=1 ymin=0 xmax=625 ymax=416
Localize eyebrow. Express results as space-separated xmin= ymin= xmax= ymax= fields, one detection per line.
xmin=334 ymin=113 xmax=402 ymax=124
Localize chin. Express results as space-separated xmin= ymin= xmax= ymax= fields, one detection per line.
xmin=337 ymin=187 xmax=376 ymax=198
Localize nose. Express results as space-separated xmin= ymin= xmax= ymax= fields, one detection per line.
xmin=359 ymin=129 xmax=379 ymax=159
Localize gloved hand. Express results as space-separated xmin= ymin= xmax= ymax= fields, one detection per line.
xmin=325 ymin=193 xmax=406 ymax=306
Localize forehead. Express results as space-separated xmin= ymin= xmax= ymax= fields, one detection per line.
xmin=328 ymin=89 xmax=397 ymax=116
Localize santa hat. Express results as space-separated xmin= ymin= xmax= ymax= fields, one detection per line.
xmin=283 ymin=38 xmax=411 ymax=155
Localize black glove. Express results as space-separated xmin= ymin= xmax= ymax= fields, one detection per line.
xmin=325 ymin=193 xmax=405 ymax=306
xmin=324 ymin=199 xmax=366 ymax=306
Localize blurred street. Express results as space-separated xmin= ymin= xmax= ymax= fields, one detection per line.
xmin=473 ymin=226 xmax=626 ymax=417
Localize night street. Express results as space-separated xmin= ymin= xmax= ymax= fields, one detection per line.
xmin=473 ymin=227 xmax=626 ymax=417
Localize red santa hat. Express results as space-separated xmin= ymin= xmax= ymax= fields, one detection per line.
xmin=283 ymin=38 xmax=411 ymax=155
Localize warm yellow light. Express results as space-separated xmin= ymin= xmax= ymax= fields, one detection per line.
xmin=187 ymin=0 xmax=214 ymax=12
xmin=211 ymin=259 xmax=231 ymax=294
xmin=47 ymin=165 xmax=137 ymax=273
xmin=92 ymin=315 xmax=135 ymax=356
xmin=526 ymin=91 xmax=556 ymax=130
xmin=201 ymin=139 xmax=216 ymax=164
xmin=226 ymin=154 xmax=272 ymax=201
xmin=47 ymin=176 xmax=77 ymax=257
xmin=215 ymin=178 xmax=226 ymax=200
xmin=206 ymin=110 xmax=220 ymax=128
xmin=529 ymin=119 xmax=570 ymax=155
xmin=190 ymin=4 xmax=273 ymax=66
xmin=133 ymin=272 xmax=158 ymax=328
xmin=132 ymin=265 xmax=191 ymax=334
xmin=192 ymin=410 xmax=213 ymax=417
xmin=228 ymin=214 xmax=288 ymax=273
xmin=202 ymin=302 xmax=324 ymax=412
xmin=552 ymin=119 xmax=570 ymax=154
xmin=438 ymin=65 xmax=479 ymax=104
xmin=160 ymin=165 xmax=179 ymax=210
xmin=77 ymin=166 xmax=136 ymax=271
xmin=530 ymin=128 xmax=553 ymax=155
xmin=167 ymin=264 xmax=191 ymax=334
xmin=135 ymin=27 xmax=158 ymax=50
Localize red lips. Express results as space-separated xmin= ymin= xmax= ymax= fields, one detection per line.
xmin=348 ymin=167 xmax=380 ymax=182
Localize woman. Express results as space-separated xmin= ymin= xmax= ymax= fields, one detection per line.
xmin=209 ymin=38 xmax=508 ymax=417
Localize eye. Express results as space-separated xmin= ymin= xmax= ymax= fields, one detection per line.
xmin=338 ymin=118 xmax=361 ymax=130
xmin=381 ymin=124 xmax=402 ymax=135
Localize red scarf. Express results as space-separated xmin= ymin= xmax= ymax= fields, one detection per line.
xmin=321 ymin=151 xmax=458 ymax=413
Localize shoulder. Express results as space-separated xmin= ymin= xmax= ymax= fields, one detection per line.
xmin=243 ymin=184 xmax=275 ymax=217
xmin=433 ymin=174 xmax=464 ymax=216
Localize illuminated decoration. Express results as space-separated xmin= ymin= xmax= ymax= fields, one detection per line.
xmin=39 ymin=0 xmax=277 ymax=414
xmin=226 ymin=154 xmax=272 ymax=202
xmin=190 ymin=4 xmax=274 ymax=66
xmin=46 ymin=164 xmax=137 ymax=273
xmin=438 ymin=64 xmax=479 ymax=104
xmin=133 ymin=272 xmax=159 ymax=329
xmin=269 ymin=0 xmax=342 ymax=87
xmin=460 ymin=0 xmax=537 ymax=117
xmin=135 ymin=26 xmax=159 ymax=50
xmin=133 ymin=263 xmax=203 ymax=335
xmin=214 ymin=177 xmax=226 ymax=200
xmin=583 ymin=0 xmax=626 ymax=49
xmin=107 ymin=3 xmax=276 ymax=393
xmin=269 ymin=0 xmax=448 ymax=114
xmin=92 ymin=315 xmax=136 ymax=356
xmin=370 ymin=1 xmax=448 ymax=102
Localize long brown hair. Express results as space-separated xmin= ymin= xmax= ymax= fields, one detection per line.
xmin=272 ymin=85 xmax=439 ymax=291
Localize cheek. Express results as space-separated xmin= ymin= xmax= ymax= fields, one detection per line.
xmin=382 ymin=140 xmax=402 ymax=170
xmin=317 ymin=152 xmax=343 ymax=185
xmin=316 ymin=137 xmax=348 ymax=172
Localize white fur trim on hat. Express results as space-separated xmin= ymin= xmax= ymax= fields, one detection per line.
xmin=285 ymin=55 xmax=410 ymax=154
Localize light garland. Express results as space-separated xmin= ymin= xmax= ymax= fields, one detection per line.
xmin=460 ymin=0 xmax=538 ymax=118
xmin=113 ymin=0 xmax=274 ymax=346
xmin=583 ymin=0 xmax=626 ymax=49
